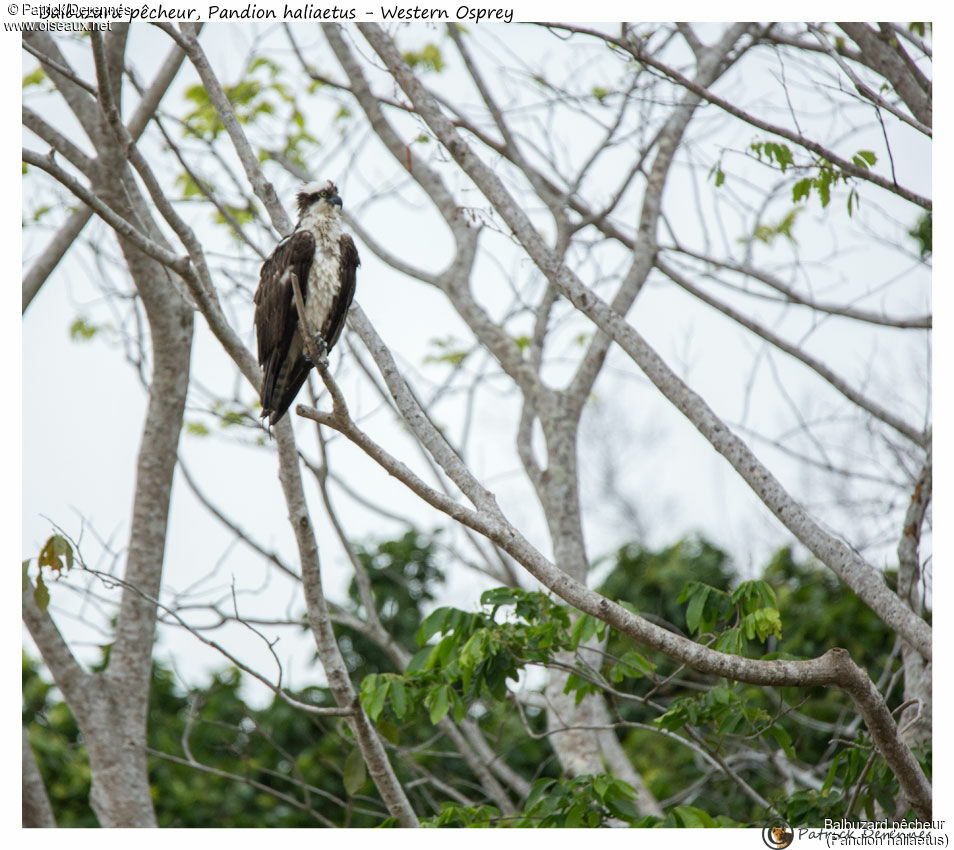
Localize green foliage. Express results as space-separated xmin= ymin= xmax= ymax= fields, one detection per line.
xmin=24 ymin=534 xmax=76 ymax=611
xmin=361 ymin=586 xmax=585 ymax=727
xmin=23 ymin=654 xmax=97 ymax=826
xmin=181 ymin=54 xmax=319 ymax=176
xmin=23 ymin=532 xmax=930 ymax=828
xmin=789 ymin=151 xmax=873 ymax=215
xmin=23 ymin=67 xmax=47 ymax=88
xmin=207 ymin=399 xmax=256 ymax=429
xmin=676 ymin=578 xmax=782 ymax=648
xmin=909 ymin=212 xmax=932 ymax=259
xmin=31 ymin=204 xmax=52 ymax=223
xmin=748 ymin=137 xmax=879 ymax=216
xmin=750 ymin=141 xmax=795 ymax=173
xmin=751 ymin=208 xmax=802 ymax=246
xmin=342 ymin=748 xmax=367 ymax=795
xmin=424 ymin=336 xmax=471 ymax=369
xmin=38 ymin=534 xmax=74 ymax=575
xmin=69 ymin=317 xmax=99 ymax=342
xmin=401 ymin=43 xmax=445 ymax=73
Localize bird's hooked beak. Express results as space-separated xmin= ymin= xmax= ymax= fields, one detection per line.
xmin=329 ymin=193 xmax=343 ymax=209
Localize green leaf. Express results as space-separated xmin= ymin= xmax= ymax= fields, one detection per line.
xmin=714 ymin=168 xmax=725 ymax=187
xmin=569 ymin=613 xmax=597 ymax=648
xmin=185 ymin=422 xmax=210 ymax=437
xmin=480 ymin=587 xmax=518 ymax=608
xmin=390 ymin=678 xmax=408 ymax=719
xmin=425 ymin=684 xmax=450 ymax=724
xmin=792 ymin=178 xmax=813 ymax=203
xmin=360 ymin=674 xmax=388 ymax=723
xmin=417 ymin=607 xmax=452 ymax=645
xmin=448 ymin=687 xmax=467 ymax=723
xmin=713 ymin=627 xmax=743 ymax=655
xmin=618 ymin=650 xmax=655 ymax=677
xmin=564 ymin=801 xmax=586 ymax=827
xmin=405 ymin=646 xmax=432 ymax=674
xmin=402 ymin=43 xmax=445 ymax=73
xmin=23 ymin=67 xmax=47 ymax=88
xmin=671 ymin=805 xmax=718 ymax=827
xmin=38 ymin=535 xmax=74 ymax=574
xmin=908 ymin=212 xmax=932 ymax=258
xmin=33 ymin=573 xmax=50 ymax=612
xmin=377 ymin=719 xmax=400 ymax=744
xmin=823 ymin=751 xmax=848 ymax=794
xmin=525 ymin=778 xmax=556 ymax=812
xmin=342 ymin=748 xmax=367 ymax=795
xmin=69 ymin=318 xmax=99 ymax=342
xmin=769 ymin=724 xmax=796 ymax=759
xmin=685 ymin=585 xmax=710 ymax=634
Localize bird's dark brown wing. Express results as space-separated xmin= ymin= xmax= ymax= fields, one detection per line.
xmin=253 ymin=230 xmax=315 ymax=423
xmin=320 ymin=234 xmax=359 ymax=351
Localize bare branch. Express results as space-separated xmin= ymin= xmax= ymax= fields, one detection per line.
xmin=22 ymin=727 xmax=56 ymax=828
xmin=656 ymin=257 xmax=927 ymax=446
xmin=807 ymin=24 xmax=931 ymax=137
xmin=664 ymin=245 xmax=931 ymax=330
xmin=545 ymin=24 xmax=931 ymax=210
xmin=156 ymin=23 xmax=293 ymax=235
xmin=22 ymin=207 xmax=93 ymax=313
xmin=357 ymin=22 xmax=932 ymax=663
xmin=297 ymin=366 xmax=930 ymax=814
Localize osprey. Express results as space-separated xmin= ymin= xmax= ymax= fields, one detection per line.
xmin=254 ymin=180 xmax=359 ymax=425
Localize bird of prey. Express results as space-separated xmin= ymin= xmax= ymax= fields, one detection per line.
xmin=253 ymin=180 xmax=359 ymax=425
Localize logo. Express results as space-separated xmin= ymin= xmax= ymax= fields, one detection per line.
xmin=762 ymin=818 xmax=794 ymax=848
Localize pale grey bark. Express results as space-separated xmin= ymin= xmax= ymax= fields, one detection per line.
xmin=837 ymin=23 xmax=932 ymax=128
xmin=544 ymin=24 xmax=930 ymax=210
xmin=23 ymin=32 xmax=198 ymax=312
xmin=22 ymin=207 xmax=92 ymax=313
xmin=358 ymin=22 xmax=931 ymax=665
xmin=23 ymin=31 xmax=194 ymax=827
xmin=272 ymin=418 xmax=419 ymax=826
xmin=656 ymin=258 xmax=927 ymax=446
xmin=299 ymin=304 xmax=931 ymax=817
xmin=276 ymin=23 xmax=933 ymax=816
xmin=25 ymin=21 xmax=931 ymax=824
xmin=22 ymin=727 xmax=56 ymax=828
xmin=897 ymin=449 xmax=932 ymax=749
xmin=144 ymin=22 xmax=420 ymax=824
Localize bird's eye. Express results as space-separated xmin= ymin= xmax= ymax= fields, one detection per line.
xmin=319 ymin=190 xmax=328 ymax=198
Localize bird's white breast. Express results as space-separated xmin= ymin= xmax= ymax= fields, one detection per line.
xmin=299 ymin=210 xmax=343 ymax=335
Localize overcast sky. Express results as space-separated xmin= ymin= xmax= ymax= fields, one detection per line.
xmin=17 ymin=16 xmax=937 ymax=705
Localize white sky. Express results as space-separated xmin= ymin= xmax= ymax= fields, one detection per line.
xmin=11 ymin=12 xmax=949 ymax=832
xmin=19 ymin=15 xmax=936 ymax=688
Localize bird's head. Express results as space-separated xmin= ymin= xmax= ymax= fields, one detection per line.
xmin=296 ymin=180 xmax=343 ymax=219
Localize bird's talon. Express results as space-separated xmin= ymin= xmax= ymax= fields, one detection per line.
xmin=305 ymin=335 xmax=329 ymax=365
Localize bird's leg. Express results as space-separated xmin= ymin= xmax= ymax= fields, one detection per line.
xmin=304 ymin=334 xmax=329 ymax=366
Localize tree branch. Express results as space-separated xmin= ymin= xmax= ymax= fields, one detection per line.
xmin=357 ymin=22 xmax=932 ymax=663
xmin=545 ymin=23 xmax=931 ymax=210
xmin=656 ymin=257 xmax=927 ymax=446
